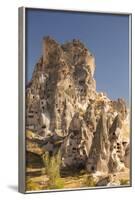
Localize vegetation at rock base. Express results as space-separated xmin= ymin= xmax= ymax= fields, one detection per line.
xmin=42 ymin=151 xmax=64 ymax=189
xmin=120 ymin=179 xmax=129 ymax=185
xmin=26 ymin=179 xmax=42 ymax=191
xmin=83 ymin=175 xmax=97 ymax=187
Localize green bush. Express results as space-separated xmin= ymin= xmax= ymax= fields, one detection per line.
xmin=42 ymin=151 xmax=64 ymax=189
xmin=83 ymin=175 xmax=96 ymax=187
xmin=26 ymin=179 xmax=40 ymax=191
xmin=120 ymin=179 xmax=129 ymax=185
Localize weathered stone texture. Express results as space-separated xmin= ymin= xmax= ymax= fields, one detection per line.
xmin=26 ymin=36 xmax=130 ymax=173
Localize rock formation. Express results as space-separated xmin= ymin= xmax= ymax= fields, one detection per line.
xmin=86 ymin=112 xmax=110 ymax=173
xmin=26 ymin=36 xmax=130 ymax=175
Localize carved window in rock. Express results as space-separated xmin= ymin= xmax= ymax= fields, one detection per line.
xmin=57 ymin=109 xmax=60 ymax=113
xmin=117 ymin=150 xmax=120 ymax=153
xmin=79 ymin=80 xmax=85 ymax=85
xmin=55 ymin=103 xmax=58 ymax=108
xmin=42 ymin=106 xmax=45 ymax=112
xmin=42 ymin=125 xmax=46 ymax=129
xmin=80 ymin=88 xmax=84 ymax=93
xmin=73 ymin=130 xmax=80 ymax=136
xmin=29 ymin=111 xmax=34 ymax=114
xmin=63 ymin=112 xmax=66 ymax=117
xmin=28 ymin=115 xmax=34 ymax=118
xmin=91 ymin=166 xmax=95 ymax=172
xmin=72 ymin=147 xmax=77 ymax=151
xmin=41 ymin=100 xmax=44 ymax=105
xmin=122 ymin=141 xmax=127 ymax=146
xmin=82 ymin=149 xmax=86 ymax=155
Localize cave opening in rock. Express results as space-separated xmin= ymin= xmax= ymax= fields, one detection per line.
xmin=91 ymin=166 xmax=95 ymax=172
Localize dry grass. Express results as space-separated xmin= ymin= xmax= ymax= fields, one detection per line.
xmin=120 ymin=179 xmax=129 ymax=185
xmin=82 ymin=175 xmax=97 ymax=187
xmin=26 ymin=179 xmax=42 ymax=191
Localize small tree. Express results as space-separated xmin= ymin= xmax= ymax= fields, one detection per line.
xmin=42 ymin=151 xmax=64 ymax=189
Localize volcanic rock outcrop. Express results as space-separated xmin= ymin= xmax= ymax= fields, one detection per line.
xmin=26 ymin=36 xmax=130 ymax=174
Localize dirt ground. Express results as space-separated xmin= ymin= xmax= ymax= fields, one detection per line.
xmin=26 ymin=167 xmax=130 ymax=191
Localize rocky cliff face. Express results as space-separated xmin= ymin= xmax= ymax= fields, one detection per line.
xmin=26 ymin=36 xmax=130 ymax=174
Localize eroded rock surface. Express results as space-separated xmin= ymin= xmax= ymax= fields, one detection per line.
xmin=26 ymin=36 xmax=130 ymax=174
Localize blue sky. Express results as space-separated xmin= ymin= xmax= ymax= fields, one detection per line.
xmin=26 ymin=9 xmax=130 ymax=103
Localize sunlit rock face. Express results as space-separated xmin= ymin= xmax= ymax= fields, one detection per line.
xmin=26 ymin=36 xmax=96 ymax=136
xmin=26 ymin=36 xmax=130 ymax=173
xmin=86 ymin=112 xmax=110 ymax=173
